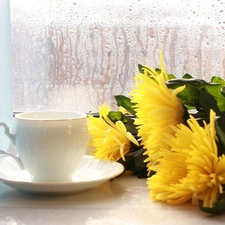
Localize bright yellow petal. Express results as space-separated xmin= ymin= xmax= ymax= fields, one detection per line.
xmin=148 ymin=110 xmax=225 ymax=208
xmin=88 ymin=105 xmax=139 ymax=161
xmin=130 ymin=55 xmax=185 ymax=172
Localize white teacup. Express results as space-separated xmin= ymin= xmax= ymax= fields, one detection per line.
xmin=0 ymin=111 xmax=89 ymax=182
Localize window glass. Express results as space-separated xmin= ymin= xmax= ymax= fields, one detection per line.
xmin=10 ymin=0 xmax=225 ymax=112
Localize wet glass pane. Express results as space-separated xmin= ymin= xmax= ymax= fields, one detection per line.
xmin=10 ymin=0 xmax=225 ymax=112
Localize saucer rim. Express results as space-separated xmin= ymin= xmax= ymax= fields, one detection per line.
xmin=0 ymin=155 xmax=124 ymax=195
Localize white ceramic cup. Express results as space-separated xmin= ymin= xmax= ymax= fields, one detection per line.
xmin=0 ymin=111 xmax=89 ymax=182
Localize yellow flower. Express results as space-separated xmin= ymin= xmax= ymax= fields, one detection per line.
xmin=147 ymin=150 xmax=192 ymax=205
xmin=148 ymin=110 xmax=225 ymax=208
xmin=88 ymin=105 xmax=139 ymax=161
xmin=119 ymin=106 xmax=132 ymax=115
xmin=130 ymin=52 xmax=185 ymax=171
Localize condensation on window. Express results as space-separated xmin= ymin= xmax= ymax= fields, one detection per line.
xmin=10 ymin=0 xmax=225 ymax=113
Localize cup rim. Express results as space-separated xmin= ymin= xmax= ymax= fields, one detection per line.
xmin=15 ymin=111 xmax=87 ymax=121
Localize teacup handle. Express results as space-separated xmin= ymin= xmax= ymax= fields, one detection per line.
xmin=0 ymin=122 xmax=15 ymax=144
xmin=0 ymin=149 xmax=24 ymax=170
xmin=0 ymin=122 xmax=24 ymax=170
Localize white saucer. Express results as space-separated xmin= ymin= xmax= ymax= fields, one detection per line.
xmin=0 ymin=155 xmax=124 ymax=195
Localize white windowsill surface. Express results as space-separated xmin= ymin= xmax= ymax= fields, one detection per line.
xmin=0 ymin=166 xmax=224 ymax=224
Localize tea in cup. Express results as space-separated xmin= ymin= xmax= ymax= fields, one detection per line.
xmin=0 ymin=111 xmax=89 ymax=182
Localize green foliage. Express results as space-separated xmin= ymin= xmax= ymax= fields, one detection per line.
xmin=118 ymin=148 xmax=148 ymax=178
xmin=115 ymin=95 xmax=136 ymax=115
xmin=199 ymin=192 xmax=225 ymax=214
xmin=166 ymin=77 xmax=225 ymax=114
xmin=215 ymin=116 xmax=225 ymax=156
xmin=211 ymin=76 xmax=225 ymax=85
xmin=198 ymin=88 xmax=221 ymax=116
xmin=108 ymin=110 xmax=137 ymax=135
xmin=182 ymin=73 xmax=193 ymax=79
xmin=166 ymin=79 xmax=210 ymax=109
xmin=163 ymin=75 xmax=225 ymax=215
xmin=138 ymin=64 xmax=149 ymax=73
xmin=102 ymin=66 xmax=225 ymax=214
xmin=138 ymin=64 xmax=176 ymax=80
xmin=110 ymin=95 xmax=138 ymax=135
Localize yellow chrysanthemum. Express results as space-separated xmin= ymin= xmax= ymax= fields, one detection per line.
xmin=148 ymin=110 xmax=225 ymax=208
xmin=130 ymin=52 xmax=185 ymax=171
xmin=88 ymin=105 xmax=139 ymax=161
xmin=119 ymin=106 xmax=132 ymax=115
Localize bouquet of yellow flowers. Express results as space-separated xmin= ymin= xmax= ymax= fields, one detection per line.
xmin=88 ymin=51 xmax=225 ymax=215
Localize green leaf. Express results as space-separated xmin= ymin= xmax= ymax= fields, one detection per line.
xmin=107 ymin=111 xmax=137 ymax=135
xmin=215 ymin=116 xmax=225 ymax=156
xmin=108 ymin=111 xmax=123 ymax=121
xmin=211 ymin=76 xmax=225 ymax=85
xmin=138 ymin=65 xmax=176 ymax=80
xmin=155 ymin=68 xmax=161 ymax=74
xmin=118 ymin=148 xmax=148 ymax=178
xmin=199 ymin=193 xmax=225 ymax=214
xmin=212 ymin=76 xmax=225 ymax=100
xmin=166 ymin=78 xmax=225 ymax=113
xmin=221 ymin=87 xmax=225 ymax=97
xmin=153 ymin=68 xmax=176 ymax=80
xmin=123 ymin=115 xmax=138 ymax=135
xmin=115 ymin=95 xmax=136 ymax=115
xmin=166 ymin=73 xmax=176 ymax=80
xmin=166 ymin=78 xmax=209 ymax=89
xmin=182 ymin=73 xmax=193 ymax=79
xmin=138 ymin=64 xmax=150 ymax=73
xmin=198 ymin=88 xmax=221 ymax=116
xmin=166 ymin=79 xmax=201 ymax=108
xmin=204 ymin=85 xmax=225 ymax=113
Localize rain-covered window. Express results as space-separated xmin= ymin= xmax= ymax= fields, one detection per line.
xmin=10 ymin=0 xmax=225 ymax=113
